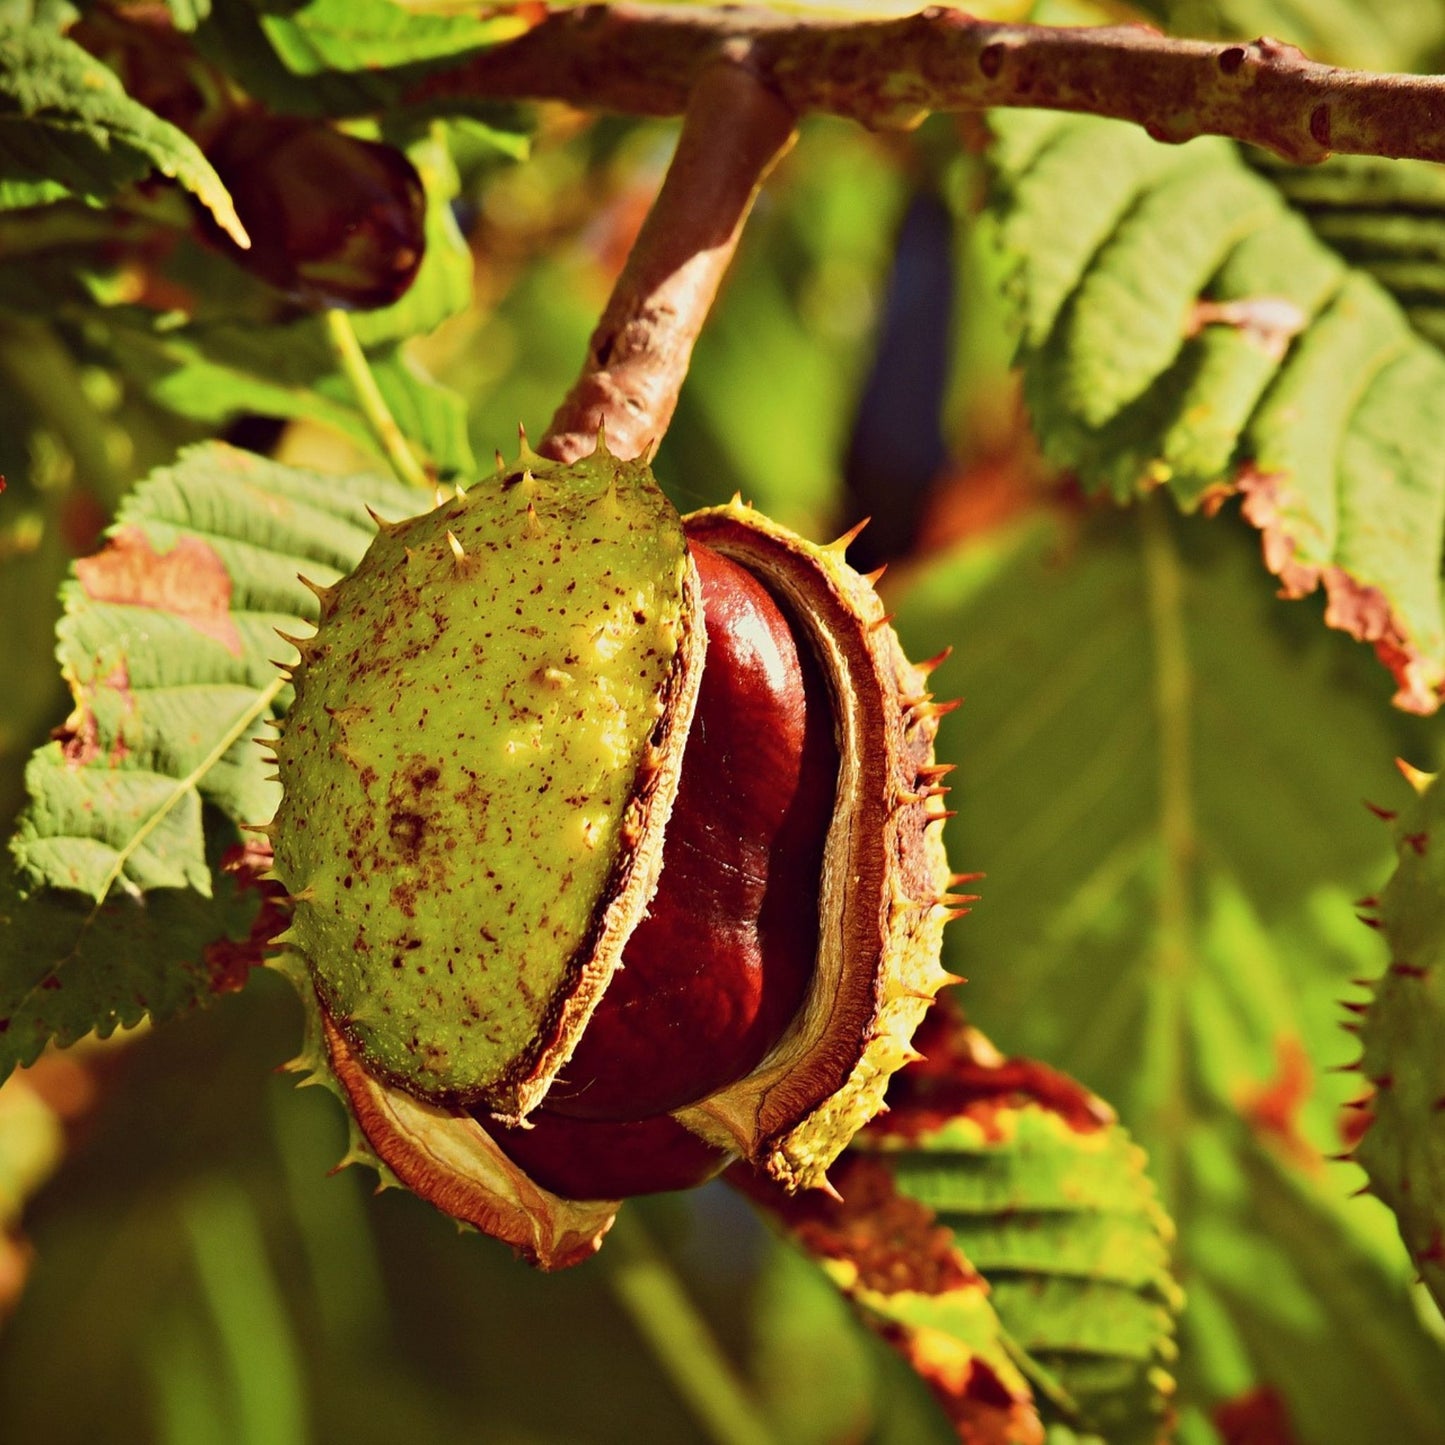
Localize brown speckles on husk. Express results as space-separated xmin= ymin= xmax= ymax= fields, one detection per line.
xmin=273 ymin=463 xmax=964 ymax=1258
xmin=271 ymin=447 xmax=704 ymax=1115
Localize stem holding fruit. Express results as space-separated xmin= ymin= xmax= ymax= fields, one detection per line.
xmin=541 ymin=63 xmax=797 ymax=464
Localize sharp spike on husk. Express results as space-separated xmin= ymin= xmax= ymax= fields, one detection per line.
xmin=1396 ymin=757 xmax=1436 ymax=794
xmin=917 ymin=646 xmax=953 ymax=676
xmin=516 ymin=423 xmax=540 ymax=463
xmin=912 ymin=698 xmax=963 ymax=721
xmin=863 ymin=564 xmax=888 ymax=587
xmin=827 ymin=517 xmax=870 ymax=554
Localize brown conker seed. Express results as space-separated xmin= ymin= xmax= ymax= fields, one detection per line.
xmin=540 ymin=541 xmax=837 ymax=1122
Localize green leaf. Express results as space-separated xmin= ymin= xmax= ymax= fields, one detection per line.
xmin=0 ymin=25 xmax=246 ymax=245
xmin=2 ymin=443 xmax=421 ymax=1080
xmin=258 ymin=0 xmax=529 ymax=74
xmin=1355 ymin=769 xmax=1445 ymax=1312
xmin=986 ymin=111 xmax=1445 ymax=713
xmin=894 ymin=503 xmax=1445 ymax=1441
xmin=866 ymin=1008 xmax=1180 ymax=1445
xmin=743 ymin=1007 xmax=1179 ymax=1443
xmin=106 ymin=311 xmax=475 ymax=477
xmin=1254 ymin=150 xmax=1445 ymax=353
xmin=739 ymin=1143 xmax=1043 ymax=1444
xmin=195 ymin=0 xmax=533 ymax=129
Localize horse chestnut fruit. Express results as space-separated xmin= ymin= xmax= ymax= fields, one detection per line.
xmin=272 ymin=440 xmax=961 ymax=1264
xmin=200 ymin=114 xmax=425 ymax=310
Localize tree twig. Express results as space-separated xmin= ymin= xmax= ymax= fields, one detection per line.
xmin=409 ymin=5 xmax=1445 ymax=167
xmin=540 ymin=63 xmax=796 ymax=463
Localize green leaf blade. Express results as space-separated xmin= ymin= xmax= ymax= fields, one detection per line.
xmin=895 ymin=504 xmax=1445 ymax=1441
xmin=0 ymin=25 xmax=246 ymax=244
xmin=2 ymin=443 xmax=420 ymax=1080
xmin=988 ymin=112 xmax=1445 ymax=711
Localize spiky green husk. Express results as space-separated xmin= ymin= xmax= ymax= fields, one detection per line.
xmin=267 ymin=463 xmax=962 ymax=1261
xmin=271 ymin=446 xmax=703 ymax=1116
xmin=1356 ymin=766 xmax=1445 ymax=1311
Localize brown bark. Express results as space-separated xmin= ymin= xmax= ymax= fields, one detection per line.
xmin=410 ymin=7 xmax=1445 ymax=166
xmin=540 ymin=64 xmax=796 ymax=463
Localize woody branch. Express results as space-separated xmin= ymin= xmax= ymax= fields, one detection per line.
xmin=412 ymin=5 xmax=1445 ymax=167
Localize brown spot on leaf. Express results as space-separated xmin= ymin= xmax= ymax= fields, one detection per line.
xmin=745 ymin=1153 xmax=979 ymax=1294
xmin=1241 ymin=1037 xmax=1317 ymax=1169
xmin=202 ymin=840 xmax=290 ymax=993
xmin=75 ymin=526 xmax=243 ymax=656
xmin=874 ymin=1001 xmax=1111 ymax=1143
xmin=51 ymin=659 xmax=137 ymax=769
xmin=1214 ymin=1384 xmax=1300 ymax=1445
xmin=53 ymin=706 xmax=101 ymax=768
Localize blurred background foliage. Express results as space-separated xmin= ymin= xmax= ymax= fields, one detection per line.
xmin=4 ymin=0 xmax=1445 ymax=1441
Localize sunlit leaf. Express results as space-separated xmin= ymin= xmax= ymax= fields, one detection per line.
xmin=986 ymin=111 xmax=1445 ymax=713
xmin=895 ymin=503 xmax=1445 ymax=1441
xmin=745 ymin=1006 xmax=1180 ymax=1443
xmin=3 ymin=444 xmax=420 ymax=1079
xmin=0 ymin=26 xmax=246 ymax=245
